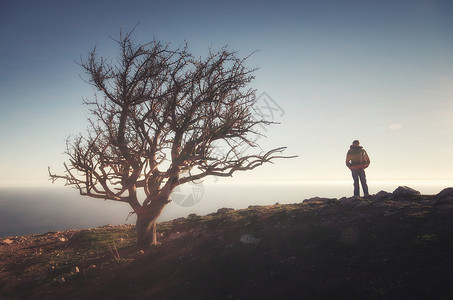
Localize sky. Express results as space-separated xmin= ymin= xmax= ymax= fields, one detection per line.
xmin=1 ymin=0 xmax=453 ymax=188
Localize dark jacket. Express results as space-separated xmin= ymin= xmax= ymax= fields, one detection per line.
xmin=346 ymin=145 xmax=370 ymax=170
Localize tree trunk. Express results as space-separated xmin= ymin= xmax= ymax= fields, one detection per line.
xmin=136 ymin=213 xmax=158 ymax=247
xmin=135 ymin=200 xmax=168 ymax=248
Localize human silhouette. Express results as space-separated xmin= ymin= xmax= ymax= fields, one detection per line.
xmin=346 ymin=140 xmax=370 ymax=197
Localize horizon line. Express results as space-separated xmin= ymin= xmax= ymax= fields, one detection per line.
xmin=0 ymin=179 xmax=451 ymax=188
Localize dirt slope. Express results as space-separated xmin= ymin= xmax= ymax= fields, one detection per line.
xmin=1 ymin=187 xmax=453 ymax=299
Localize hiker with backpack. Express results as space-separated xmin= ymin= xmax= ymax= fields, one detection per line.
xmin=346 ymin=140 xmax=370 ymax=197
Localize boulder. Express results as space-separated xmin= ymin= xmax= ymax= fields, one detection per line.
xmin=435 ymin=187 xmax=453 ymax=206
xmin=372 ymin=190 xmax=392 ymax=201
xmin=393 ymin=186 xmax=420 ymax=196
xmin=217 ymin=207 xmax=234 ymax=214
xmin=0 ymin=238 xmax=14 ymax=245
xmin=436 ymin=187 xmax=453 ymax=199
xmin=240 ymin=234 xmax=261 ymax=245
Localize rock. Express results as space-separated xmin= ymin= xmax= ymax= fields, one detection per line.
xmin=393 ymin=186 xmax=420 ymax=196
xmin=248 ymin=205 xmax=261 ymax=209
xmin=71 ymin=266 xmax=80 ymax=273
xmin=59 ymin=237 xmax=67 ymax=242
xmin=240 ymin=234 xmax=261 ymax=245
xmin=339 ymin=197 xmax=359 ymax=205
xmin=303 ymin=197 xmax=327 ymax=204
xmin=373 ymin=190 xmax=391 ymax=201
xmin=56 ymin=276 xmax=65 ymax=284
xmin=436 ymin=187 xmax=453 ymax=199
xmin=217 ymin=207 xmax=234 ymax=214
xmin=0 ymin=238 xmax=14 ymax=245
xmin=434 ymin=188 xmax=453 ymax=208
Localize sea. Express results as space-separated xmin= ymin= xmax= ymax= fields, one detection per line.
xmin=0 ymin=180 xmax=451 ymax=238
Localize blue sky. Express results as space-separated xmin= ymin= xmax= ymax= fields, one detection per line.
xmin=1 ymin=0 xmax=453 ymax=186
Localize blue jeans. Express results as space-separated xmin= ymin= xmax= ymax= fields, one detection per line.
xmin=351 ymin=169 xmax=369 ymax=196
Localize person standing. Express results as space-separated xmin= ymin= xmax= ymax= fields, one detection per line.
xmin=346 ymin=140 xmax=370 ymax=197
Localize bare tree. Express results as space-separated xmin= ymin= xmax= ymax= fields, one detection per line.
xmin=49 ymin=29 xmax=294 ymax=247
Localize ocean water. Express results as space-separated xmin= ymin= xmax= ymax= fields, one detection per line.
xmin=0 ymin=181 xmax=450 ymax=238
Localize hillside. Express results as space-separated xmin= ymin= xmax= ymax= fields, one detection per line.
xmin=1 ymin=186 xmax=453 ymax=299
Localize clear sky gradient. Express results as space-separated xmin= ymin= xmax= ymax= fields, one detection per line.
xmin=1 ymin=0 xmax=453 ymax=186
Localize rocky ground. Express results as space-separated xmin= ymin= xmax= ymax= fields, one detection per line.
xmin=1 ymin=186 xmax=453 ymax=299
